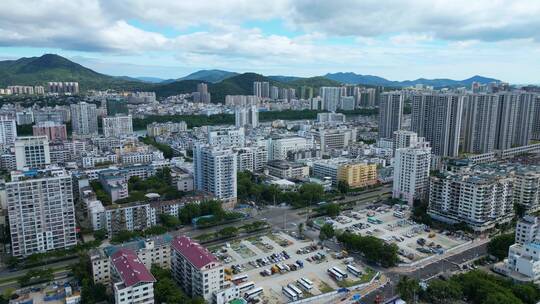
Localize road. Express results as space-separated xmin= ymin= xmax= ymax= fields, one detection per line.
xmin=359 ymin=241 xmax=489 ymax=303
xmin=0 ymin=186 xmax=392 ymax=290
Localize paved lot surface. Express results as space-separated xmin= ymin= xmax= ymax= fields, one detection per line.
xmin=321 ymin=206 xmax=469 ymax=264
xmin=213 ymin=231 xmax=373 ymax=304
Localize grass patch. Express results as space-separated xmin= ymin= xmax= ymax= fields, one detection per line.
xmin=318 ymin=281 xmax=334 ymax=293
xmin=337 ymin=268 xmax=376 ymax=288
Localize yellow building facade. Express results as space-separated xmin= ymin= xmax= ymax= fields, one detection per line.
xmin=337 ymin=163 xmax=378 ymax=188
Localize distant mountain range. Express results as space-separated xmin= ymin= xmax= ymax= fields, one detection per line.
xmin=178 ymin=69 xmax=238 ymax=83
xmin=135 ymin=76 xmax=168 ymax=83
xmin=0 ymin=54 xmax=503 ymax=101
xmin=323 ymin=72 xmax=500 ymax=88
xmin=0 ymin=54 xmax=149 ymax=91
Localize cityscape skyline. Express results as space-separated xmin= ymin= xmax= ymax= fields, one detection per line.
xmin=1 ymin=0 xmax=539 ymax=83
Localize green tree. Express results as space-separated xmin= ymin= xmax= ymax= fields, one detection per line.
xmin=514 ymin=203 xmax=527 ymax=219
xmin=93 ymin=229 xmax=107 ymax=241
xmin=218 ymin=226 xmax=239 ymax=238
xmin=159 ymin=214 xmax=181 ymax=228
xmin=299 ymin=183 xmax=324 ymax=206
xmin=397 ymin=276 xmax=420 ymax=303
xmin=424 ymin=279 xmax=462 ymax=304
xmin=411 ymin=199 xmax=432 ymax=226
xmin=5 ymin=256 xmax=19 ymax=269
xmin=319 ymin=223 xmax=335 ymax=241
xmin=324 ymin=203 xmax=341 ymax=217
xmin=298 ymin=223 xmax=304 ymax=237
xmin=488 ymin=233 xmax=515 ymax=260
xmin=337 ymin=180 xmax=349 ymax=194
xmin=511 ymin=283 xmax=540 ymax=304
xmin=190 ymin=297 xmax=206 ymax=304
xmin=452 ymin=270 xmax=523 ymax=304
xmin=179 ymin=202 xmax=202 ymax=224
xmin=337 ymin=232 xmax=399 ymax=267
xmin=151 ymin=265 xmax=190 ymax=303
xmin=484 ymin=292 xmax=521 ymax=304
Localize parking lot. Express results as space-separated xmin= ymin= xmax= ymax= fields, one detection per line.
xmin=211 ymin=231 xmax=375 ymax=304
xmin=317 ymin=204 xmax=470 ymax=263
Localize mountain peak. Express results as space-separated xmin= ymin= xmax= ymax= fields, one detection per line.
xmin=178 ymin=69 xmax=238 ymax=83
xmin=324 ymin=72 xmax=501 ymax=87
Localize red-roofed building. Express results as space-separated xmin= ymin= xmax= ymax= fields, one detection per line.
xmin=111 ymin=249 xmax=156 ymax=304
xmin=171 ymin=236 xmax=225 ymax=302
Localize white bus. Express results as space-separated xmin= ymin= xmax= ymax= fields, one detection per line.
xmin=297 ymin=278 xmax=313 ymax=291
xmin=287 ymin=283 xmax=303 ymax=298
xmin=393 ymin=211 xmax=405 ymax=218
xmin=232 ymin=274 xmax=248 ymax=284
xmin=244 ymin=287 xmax=263 ymax=300
xmin=238 ymin=281 xmax=255 ymax=293
xmin=332 ymin=267 xmax=348 ymax=278
xmin=282 ymin=287 xmax=299 ymax=301
xmin=327 ymin=268 xmax=344 ymax=281
xmin=347 ymin=265 xmax=362 ymax=277
xmin=300 ymin=278 xmax=314 ymax=287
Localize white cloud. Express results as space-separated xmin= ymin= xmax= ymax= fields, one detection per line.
xmin=0 ymin=0 xmax=539 ymax=82
xmin=287 ymin=0 xmax=540 ymax=42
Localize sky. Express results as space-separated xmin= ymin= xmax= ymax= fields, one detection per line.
xmin=0 ymin=0 xmax=540 ymax=83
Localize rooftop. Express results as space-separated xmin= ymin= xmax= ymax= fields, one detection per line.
xmin=171 ymin=236 xmax=219 ymax=269
xmin=267 ymin=159 xmax=306 ymax=170
xmin=104 ymin=234 xmax=173 ymax=257
xmin=111 ymin=249 xmax=155 ymax=287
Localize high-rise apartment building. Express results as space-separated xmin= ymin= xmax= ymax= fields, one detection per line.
xmin=270 ymin=86 xmax=279 ymax=100
xmin=235 ymin=146 xmax=268 ymax=173
xmin=48 ymin=82 xmax=79 ymax=95
xmin=102 ymin=115 xmax=133 ymax=138
xmin=355 ymin=88 xmax=377 ymax=108
xmin=70 ymin=102 xmax=98 ymax=136
xmin=235 ymin=105 xmax=258 ymax=128
xmin=253 ymin=82 xmax=270 ymax=99
xmin=514 ymin=166 xmax=540 ymax=212
xmin=224 ymin=95 xmax=258 ymax=107
xmin=171 ymin=236 xmax=225 ymax=302
xmin=194 ymin=144 xmax=237 ymax=203
xmin=428 ymin=169 xmax=513 ymax=232
xmin=411 ymin=93 xmax=463 ymax=157
xmin=300 ymin=86 xmax=314 ymax=100
xmin=32 ymin=121 xmax=67 ymax=142
xmin=14 ymin=136 xmax=51 ymax=170
xmin=7 ymin=168 xmax=77 ymax=256
xmin=16 ymin=110 xmax=34 ymax=125
xmin=193 ymin=83 xmax=211 ymax=103
xmin=514 ymin=93 xmax=536 ymax=146
xmin=111 ymin=249 xmax=155 ymax=304
xmin=495 ymin=92 xmax=537 ymax=149
xmin=392 ymin=130 xmax=419 ymax=152
xmin=378 ymin=92 xmax=403 ymax=139
xmin=320 ymin=87 xmax=342 ymax=112
xmin=208 ymin=127 xmax=245 ymax=148
xmin=532 ymin=96 xmax=540 ymax=141
xmin=392 ymin=144 xmax=431 ymax=204
xmin=462 ymin=94 xmax=499 ymax=153
xmin=0 ymin=117 xmax=17 ymax=146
